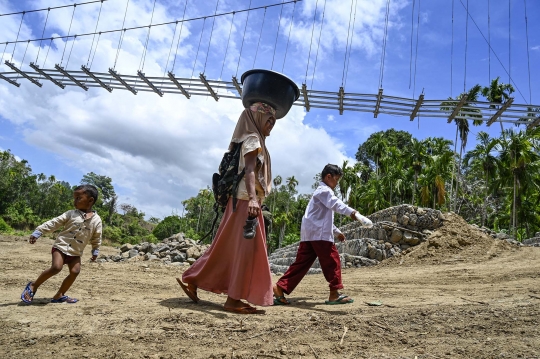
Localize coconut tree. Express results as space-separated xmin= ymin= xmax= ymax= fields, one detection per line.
xmin=441 ymin=84 xmax=483 ymax=211
xmin=481 ymin=77 xmax=515 ymax=134
xmin=463 ymin=131 xmax=500 ymax=227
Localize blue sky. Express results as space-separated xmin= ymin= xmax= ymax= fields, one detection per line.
xmin=1 ymin=0 xmax=539 ymax=218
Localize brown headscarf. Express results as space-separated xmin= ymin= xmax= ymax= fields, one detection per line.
xmin=230 ymin=103 xmax=275 ymax=196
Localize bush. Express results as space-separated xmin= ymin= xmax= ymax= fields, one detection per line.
xmin=152 ymin=216 xmax=182 ymax=240
xmin=103 ymin=226 xmax=122 ymax=242
xmin=0 ymin=217 xmax=13 ymax=233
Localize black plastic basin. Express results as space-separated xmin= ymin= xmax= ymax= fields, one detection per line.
xmin=241 ymin=69 xmax=300 ymax=119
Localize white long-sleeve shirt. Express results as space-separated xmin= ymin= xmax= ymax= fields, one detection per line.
xmin=300 ymin=182 xmax=355 ymax=242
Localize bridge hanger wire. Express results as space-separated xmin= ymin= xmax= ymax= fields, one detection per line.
xmin=41 ymin=38 xmax=53 ymax=68
xmin=412 ymin=0 xmax=420 ymax=98
xmin=523 ymin=0 xmax=531 ymax=104
xmin=487 ymin=0 xmax=490 ymax=85
xmin=171 ymin=0 xmax=189 ymax=75
xmin=112 ymin=0 xmax=130 ymax=71
xmin=60 ymin=4 xmax=77 ymax=67
xmin=271 ymin=0 xmax=285 ymax=70
xmin=458 ymin=0 xmax=526 ymax=103
xmin=508 ymin=0 xmax=510 ymax=85
xmin=10 ymin=12 xmax=25 ymax=62
xmin=203 ymin=0 xmax=221 ymax=75
xmin=253 ymin=7 xmax=267 ymax=69
xmin=218 ymin=11 xmax=235 ymax=84
xmin=310 ymin=0 xmax=327 ymax=90
xmin=236 ymin=0 xmax=252 ymax=77
xmin=378 ymin=0 xmax=390 ymax=88
xmin=86 ymin=1 xmax=103 ymax=67
xmin=450 ymin=0 xmax=454 ymax=97
xmin=0 ymin=1 xmax=107 ymax=17
xmin=139 ymin=0 xmax=157 ymax=73
xmin=0 ymin=43 xmax=8 ymax=69
xmin=89 ymin=33 xmax=101 ymax=69
xmin=378 ymin=0 xmax=391 ymax=90
xmin=343 ymin=0 xmax=358 ymax=90
xmin=281 ymin=0 xmax=297 ymax=73
xmin=463 ymin=0 xmax=469 ymax=92
xmin=304 ymin=0 xmax=320 ymax=84
xmin=217 ymin=10 xmax=236 ymax=96
xmin=35 ymin=8 xmax=51 ymax=64
xmin=409 ymin=0 xmax=416 ymax=89
xmin=4 ymin=1 xmax=299 ymax=47
xmin=15 ymin=41 xmax=31 ymax=81
xmin=190 ymin=17 xmax=207 ymax=86
xmin=341 ymin=0 xmax=354 ymax=88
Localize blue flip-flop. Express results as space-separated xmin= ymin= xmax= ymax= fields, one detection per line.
xmin=20 ymin=282 xmax=34 ymax=304
xmin=51 ymin=295 xmax=78 ymax=304
xmin=273 ymin=295 xmax=290 ymax=306
xmin=325 ymin=294 xmax=354 ymax=305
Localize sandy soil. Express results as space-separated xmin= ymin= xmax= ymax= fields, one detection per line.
xmin=1 ymin=213 xmax=540 ymax=359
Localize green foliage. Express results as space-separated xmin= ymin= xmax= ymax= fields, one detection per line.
xmin=103 ymin=226 xmax=122 ymax=242
xmin=0 ymin=217 xmax=13 ymax=233
xmin=152 ymin=215 xmax=183 ymax=241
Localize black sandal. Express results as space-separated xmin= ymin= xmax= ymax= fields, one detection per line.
xmin=243 ymin=216 xmax=258 ymax=239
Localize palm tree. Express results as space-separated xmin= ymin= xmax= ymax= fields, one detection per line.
xmin=497 ymin=127 xmax=540 ymax=236
xmin=463 ymin=131 xmax=500 ymax=227
xmin=418 ymin=151 xmax=453 ymax=209
xmin=278 ymin=176 xmax=299 ymax=248
xmin=481 ymin=77 xmax=515 ymax=134
xmin=379 ymin=146 xmax=405 ymax=206
xmin=364 ymin=132 xmax=388 ymax=175
xmin=406 ymin=138 xmax=429 ymax=205
xmin=441 ymin=84 xmax=483 ymax=211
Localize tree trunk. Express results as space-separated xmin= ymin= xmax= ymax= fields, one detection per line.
xmin=513 ymin=173 xmax=517 ymax=237
xmin=412 ymin=171 xmax=418 ymax=205
xmin=450 ymin=126 xmax=458 ymax=210
xmin=454 ymin=142 xmax=464 ymax=213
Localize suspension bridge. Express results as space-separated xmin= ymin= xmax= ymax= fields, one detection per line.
xmin=0 ymin=0 xmax=538 ymax=129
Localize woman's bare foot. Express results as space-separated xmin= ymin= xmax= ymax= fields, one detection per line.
xmin=176 ymin=278 xmax=199 ymax=303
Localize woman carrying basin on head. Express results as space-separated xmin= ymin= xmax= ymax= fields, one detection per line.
xmin=177 ymin=70 xmax=299 ymax=314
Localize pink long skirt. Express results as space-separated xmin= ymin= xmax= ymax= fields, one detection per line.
xmin=182 ymin=199 xmax=273 ymax=306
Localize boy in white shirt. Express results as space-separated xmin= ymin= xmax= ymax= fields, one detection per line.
xmin=20 ymin=184 xmax=102 ymax=304
xmin=272 ymin=164 xmax=372 ymax=305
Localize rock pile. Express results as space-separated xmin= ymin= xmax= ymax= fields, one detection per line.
xmin=96 ymin=232 xmax=209 ymax=266
xmin=268 ymin=205 xmax=528 ymax=274
xmin=523 ymin=232 xmax=540 ymax=247
xmin=269 ymin=205 xmax=445 ymax=274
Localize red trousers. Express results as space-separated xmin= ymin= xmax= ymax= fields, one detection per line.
xmin=276 ymin=241 xmax=343 ymax=294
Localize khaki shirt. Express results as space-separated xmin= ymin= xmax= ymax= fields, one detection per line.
xmin=35 ymin=210 xmax=102 ymax=257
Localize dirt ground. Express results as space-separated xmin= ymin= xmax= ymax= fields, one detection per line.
xmin=1 ymin=213 xmax=540 ymax=359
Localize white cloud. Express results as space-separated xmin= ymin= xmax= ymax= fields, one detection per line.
xmin=0 ymin=0 xmax=362 ymax=219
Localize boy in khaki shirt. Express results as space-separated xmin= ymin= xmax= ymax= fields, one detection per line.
xmin=21 ymin=185 xmax=102 ymax=304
